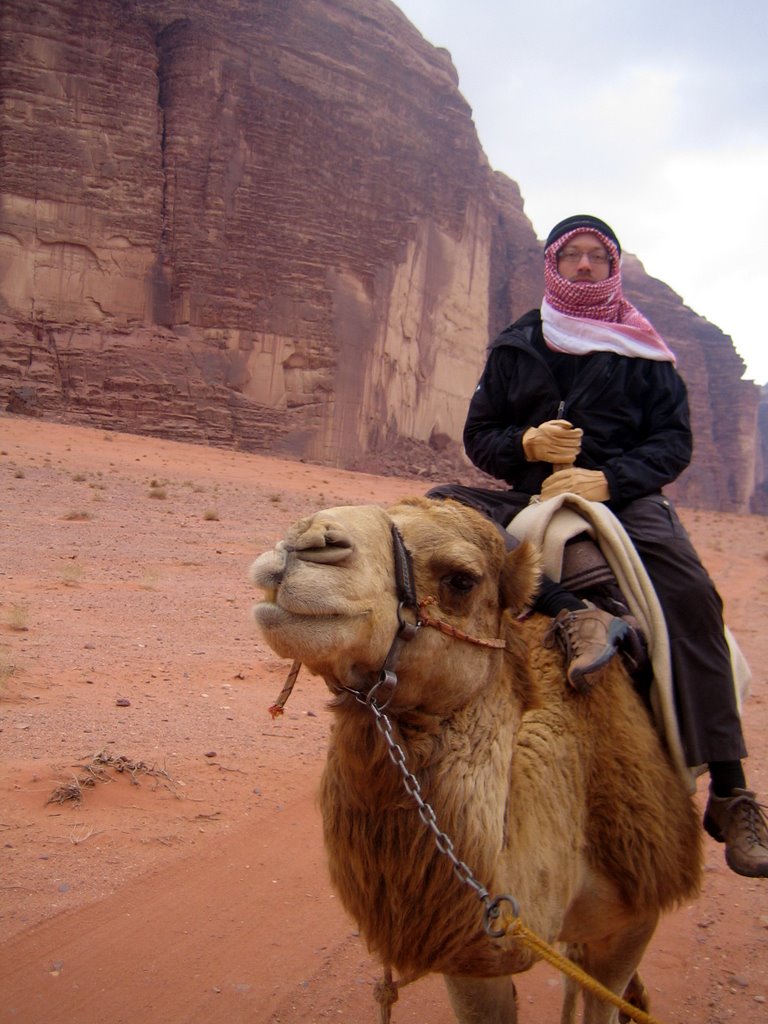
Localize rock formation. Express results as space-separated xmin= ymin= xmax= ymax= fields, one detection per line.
xmin=752 ymin=386 xmax=768 ymax=514
xmin=0 ymin=0 xmax=761 ymax=510
xmin=620 ymin=259 xmax=759 ymax=513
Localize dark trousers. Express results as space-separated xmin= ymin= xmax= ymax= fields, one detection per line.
xmin=427 ymin=484 xmax=747 ymax=768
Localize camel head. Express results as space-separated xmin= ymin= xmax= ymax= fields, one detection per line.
xmin=251 ymin=497 xmax=539 ymax=715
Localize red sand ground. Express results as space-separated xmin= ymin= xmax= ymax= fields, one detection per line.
xmin=1 ymin=414 xmax=767 ymax=1024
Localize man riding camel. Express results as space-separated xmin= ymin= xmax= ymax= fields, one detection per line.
xmin=429 ymin=214 xmax=768 ymax=878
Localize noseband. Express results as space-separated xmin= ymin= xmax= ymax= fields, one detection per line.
xmin=268 ymin=520 xmax=505 ymax=717
xmin=367 ymin=522 xmax=423 ymax=702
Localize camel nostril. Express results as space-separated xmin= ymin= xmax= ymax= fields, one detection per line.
xmin=286 ymin=521 xmax=354 ymax=564
xmin=295 ymin=536 xmax=353 ymax=565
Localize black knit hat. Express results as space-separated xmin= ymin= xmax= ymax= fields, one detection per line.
xmin=545 ymin=215 xmax=621 ymax=254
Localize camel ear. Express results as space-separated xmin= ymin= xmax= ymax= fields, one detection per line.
xmin=499 ymin=540 xmax=541 ymax=615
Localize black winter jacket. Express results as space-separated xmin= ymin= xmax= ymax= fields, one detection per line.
xmin=463 ymin=310 xmax=693 ymax=508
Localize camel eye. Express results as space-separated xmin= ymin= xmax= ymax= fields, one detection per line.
xmin=445 ymin=571 xmax=478 ymax=594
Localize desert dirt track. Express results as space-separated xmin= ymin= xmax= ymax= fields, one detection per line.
xmin=1 ymin=414 xmax=768 ymax=1023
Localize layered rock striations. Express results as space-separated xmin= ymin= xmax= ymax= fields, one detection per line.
xmin=753 ymin=386 xmax=768 ymax=514
xmin=0 ymin=0 xmax=761 ymax=510
xmin=621 ymin=259 xmax=759 ymax=513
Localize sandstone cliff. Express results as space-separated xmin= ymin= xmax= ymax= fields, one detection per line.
xmin=753 ymin=386 xmax=768 ymax=514
xmin=621 ymin=259 xmax=759 ymax=513
xmin=0 ymin=0 xmax=761 ymax=510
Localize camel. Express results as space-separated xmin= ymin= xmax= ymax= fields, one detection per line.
xmin=250 ymin=497 xmax=702 ymax=1023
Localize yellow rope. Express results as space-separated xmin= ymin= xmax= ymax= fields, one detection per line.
xmin=501 ymin=913 xmax=665 ymax=1024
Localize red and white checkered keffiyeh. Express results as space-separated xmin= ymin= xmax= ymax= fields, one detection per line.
xmin=542 ymin=228 xmax=676 ymax=363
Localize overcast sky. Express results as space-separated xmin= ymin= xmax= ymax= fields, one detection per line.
xmin=395 ymin=0 xmax=768 ymax=384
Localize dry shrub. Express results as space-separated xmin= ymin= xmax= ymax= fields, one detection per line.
xmin=8 ymin=603 xmax=29 ymax=631
xmin=46 ymin=751 xmax=178 ymax=805
xmin=59 ymin=564 xmax=83 ymax=587
xmin=0 ymin=657 xmax=17 ymax=690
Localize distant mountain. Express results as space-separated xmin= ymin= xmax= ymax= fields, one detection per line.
xmin=0 ymin=0 xmax=760 ymax=510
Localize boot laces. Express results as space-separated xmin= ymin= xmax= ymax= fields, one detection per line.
xmin=731 ymin=793 xmax=768 ymax=846
xmin=543 ymin=612 xmax=579 ymax=658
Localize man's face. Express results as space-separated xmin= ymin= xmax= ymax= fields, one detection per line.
xmin=556 ymin=232 xmax=611 ymax=282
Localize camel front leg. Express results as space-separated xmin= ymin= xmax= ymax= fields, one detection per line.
xmin=443 ymin=974 xmax=517 ymax=1024
xmin=573 ymin=912 xmax=658 ymax=1024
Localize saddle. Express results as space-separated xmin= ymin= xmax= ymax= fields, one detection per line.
xmin=507 ymin=494 xmax=751 ymax=790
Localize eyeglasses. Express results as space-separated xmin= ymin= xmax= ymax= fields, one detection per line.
xmin=557 ymin=249 xmax=610 ymax=265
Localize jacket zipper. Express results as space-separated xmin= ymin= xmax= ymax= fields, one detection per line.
xmin=495 ymin=328 xmax=613 ymax=420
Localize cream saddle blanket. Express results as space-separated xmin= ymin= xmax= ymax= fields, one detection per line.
xmin=508 ymin=494 xmax=751 ymax=790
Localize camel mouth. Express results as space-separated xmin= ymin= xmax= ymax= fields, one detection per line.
xmin=253 ymin=601 xmax=294 ymax=631
xmin=253 ymin=599 xmax=370 ymax=630
xmin=253 ymin=599 xmax=377 ymax=670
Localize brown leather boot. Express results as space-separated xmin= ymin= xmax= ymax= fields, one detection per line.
xmin=545 ymin=608 xmax=630 ymax=693
xmin=703 ymin=788 xmax=768 ymax=877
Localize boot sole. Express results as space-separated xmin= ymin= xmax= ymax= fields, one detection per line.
xmin=723 ymin=850 xmax=768 ymax=878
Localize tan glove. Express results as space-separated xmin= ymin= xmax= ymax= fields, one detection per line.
xmin=540 ymin=467 xmax=610 ymax=502
xmin=522 ymin=419 xmax=583 ymax=464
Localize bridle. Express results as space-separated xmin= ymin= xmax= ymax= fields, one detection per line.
xmin=363 ymin=522 xmax=423 ymax=706
xmin=268 ymin=520 xmax=506 ymax=717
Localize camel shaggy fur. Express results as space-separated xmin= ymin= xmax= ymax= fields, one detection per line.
xmin=250 ymin=497 xmax=702 ymax=1023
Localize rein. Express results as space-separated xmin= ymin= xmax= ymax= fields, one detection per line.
xmin=417 ymin=597 xmax=506 ymax=649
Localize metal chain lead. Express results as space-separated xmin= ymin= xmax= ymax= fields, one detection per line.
xmin=363 ymin=692 xmax=520 ymax=930
xmin=358 ymin=693 xmax=660 ymax=1023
